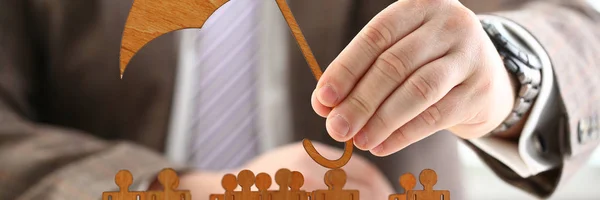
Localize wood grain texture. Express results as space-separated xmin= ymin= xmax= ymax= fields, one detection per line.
xmin=388 ymin=173 xmax=416 ymax=200
xmin=256 ymin=172 xmax=273 ymax=200
xmin=303 ymin=139 xmax=354 ymax=169
xmin=406 ymin=169 xmax=451 ymax=200
xmin=120 ymin=0 xmax=322 ymax=79
xmin=210 ymin=174 xmax=237 ymax=200
xmin=209 ymin=168 xmax=360 ymax=200
xmin=273 ymin=0 xmax=322 ymax=80
xmin=103 ymin=168 xmax=191 ymax=200
xmin=103 ymin=168 xmax=450 ymax=200
xmin=120 ymin=0 xmax=230 ymax=76
xmin=311 ymin=169 xmax=359 ymax=200
xmin=147 ymin=168 xmax=192 ymax=200
xmin=102 ymin=170 xmax=145 ymax=200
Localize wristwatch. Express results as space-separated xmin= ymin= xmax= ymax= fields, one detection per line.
xmin=480 ymin=19 xmax=543 ymax=134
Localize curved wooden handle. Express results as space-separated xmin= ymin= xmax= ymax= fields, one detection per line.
xmin=274 ymin=0 xmax=354 ymax=169
xmin=302 ymin=139 xmax=353 ymax=169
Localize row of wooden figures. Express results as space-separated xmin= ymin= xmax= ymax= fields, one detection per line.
xmin=102 ymin=168 xmax=449 ymax=200
xmin=103 ymin=168 xmax=191 ymax=200
xmin=211 ymin=168 xmax=357 ymax=200
xmin=210 ymin=168 xmax=449 ymax=200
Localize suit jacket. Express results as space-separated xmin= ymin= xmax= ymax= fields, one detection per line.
xmin=0 ymin=0 xmax=598 ymax=199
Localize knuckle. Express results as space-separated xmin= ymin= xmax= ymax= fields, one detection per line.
xmin=441 ymin=14 xmax=463 ymax=32
xmin=361 ymin=24 xmax=393 ymax=51
xmin=335 ymin=61 xmax=359 ymax=80
xmin=374 ymin=54 xmax=407 ymax=85
xmin=386 ymin=50 xmax=412 ymax=71
xmin=348 ymin=95 xmax=373 ymax=115
xmin=420 ymin=104 xmax=443 ymax=126
xmin=406 ymin=74 xmax=438 ymax=102
xmin=394 ymin=127 xmax=411 ymax=143
xmin=448 ymin=5 xmax=479 ymax=31
xmin=372 ymin=111 xmax=391 ymax=131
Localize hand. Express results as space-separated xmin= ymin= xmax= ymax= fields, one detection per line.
xmin=178 ymin=142 xmax=394 ymax=200
xmin=311 ymin=0 xmax=518 ymax=156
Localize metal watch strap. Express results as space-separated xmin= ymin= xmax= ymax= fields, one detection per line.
xmin=480 ymin=19 xmax=543 ymax=133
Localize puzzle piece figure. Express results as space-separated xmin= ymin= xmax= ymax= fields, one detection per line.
xmin=407 ymin=169 xmax=450 ymax=200
xmin=102 ymin=170 xmax=145 ymax=200
xmin=258 ymin=169 xmax=309 ymax=200
xmin=322 ymin=170 xmax=332 ymax=190
xmin=270 ymin=169 xmax=293 ymax=200
xmin=289 ymin=171 xmax=310 ymax=200
xmin=389 ymin=173 xmax=417 ymax=200
xmin=146 ymin=168 xmax=192 ymax=200
xmin=210 ymin=174 xmax=237 ymax=200
xmin=233 ymin=170 xmax=260 ymax=200
xmin=256 ymin=173 xmax=273 ymax=200
xmin=311 ymin=169 xmax=359 ymax=200
xmin=313 ymin=170 xmax=333 ymax=200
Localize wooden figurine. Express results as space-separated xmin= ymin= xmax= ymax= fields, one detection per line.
xmin=233 ymin=170 xmax=261 ymax=200
xmin=406 ymin=169 xmax=450 ymax=200
xmin=208 ymin=168 xmax=307 ymax=200
xmin=256 ymin=173 xmax=273 ymax=200
xmin=146 ymin=168 xmax=192 ymax=200
xmin=267 ymin=169 xmax=310 ymax=200
xmin=270 ymin=169 xmax=294 ymax=200
xmin=209 ymin=174 xmax=237 ymax=200
xmin=311 ymin=169 xmax=359 ymax=200
xmin=102 ymin=170 xmax=145 ymax=200
xmin=388 ymin=173 xmax=417 ymax=200
xmin=290 ymin=171 xmax=310 ymax=200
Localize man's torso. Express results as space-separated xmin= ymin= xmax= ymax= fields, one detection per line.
xmin=22 ymin=0 xmax=526 ymax=195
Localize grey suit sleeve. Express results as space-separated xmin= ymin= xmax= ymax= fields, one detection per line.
xmin=468 ymin=13 xmax=561 ymax=176
xmin=0 ymin=1 xmax=189 ymax=199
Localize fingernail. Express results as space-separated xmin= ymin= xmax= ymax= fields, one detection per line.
xmin=328 ymin=114 xmax=349 ymax=138
xmin=354 ymin=131 xmax=368 ymax=149
xmin=372 ymin=143 xmax=384 ymax=154
xmin=318 ymin=84 xmax=338 ymax=106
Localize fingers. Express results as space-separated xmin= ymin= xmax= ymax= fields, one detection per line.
xmin=312 ymin=0 xmax=429 ymax=109
xmin=325 ymin=19 xmax=456 ymax=142
xmin=312 ymin=89 xmax=331 ymax=117
xmin=302 ymin=142 xmax=376 ymax=176
xmin=356 ymin=52 xmax=470 ymax=150
xmin=369 ymin=86 xmax=470 ymax=156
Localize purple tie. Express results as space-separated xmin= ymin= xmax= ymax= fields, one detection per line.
xmin=187 ymin=0 xmax=261 ymax=171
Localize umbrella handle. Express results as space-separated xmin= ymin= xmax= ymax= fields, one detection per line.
xmin=275 ymin=0 xmax=354 ymax=169
xmin=303 ymin=139 xmax=354 ymax=169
